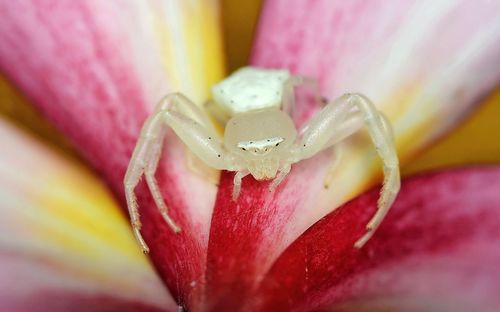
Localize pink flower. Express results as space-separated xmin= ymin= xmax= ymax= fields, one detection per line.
xmin=0 ymin=1 xmax=499 ymax=311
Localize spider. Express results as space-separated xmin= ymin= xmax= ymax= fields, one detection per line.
xmin=124 ymin=67 xmax=400 ymax=253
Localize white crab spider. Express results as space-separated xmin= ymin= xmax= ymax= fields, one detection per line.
xmin=124 ymin=67 xmax=400 ymax=253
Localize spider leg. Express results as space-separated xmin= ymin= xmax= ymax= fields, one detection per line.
xmin=293 ymin=93 xmax=400 ymax=248
xmin=353 ymin=103 xmax=400 ymax=248
xmin=269 ymin=163 xmax=292 ymax=192
xmin=124 ymin=152 xmax=149 ymax=253
xmin=322 ymin=109 xmax=367 ymax=189
xmin=204 ymin=99 xmax=231 ymax=125
xmin=282 ymin=75 xmax=341 ymax=183
xmin=143 ymin=128 xmax=181 ymax=235
xmin=292 ymin=94 xmax=354 ymax=162
xmin=124 ymin=93 xmax=232 ymax=253
xmin=233 ymin=170 xmax=250 ymax=201
xmin=323 ymin=146 xmax=343 ymax=189
xmin=282 ymin=75 xmax=323 ymax=118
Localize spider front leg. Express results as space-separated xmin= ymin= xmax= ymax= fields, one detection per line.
xmin=269 ymin=163 xmax=292 ymax=191
xmin=125 ymin=113 xmax=173 ymax=253
xmin=233 ymin=170 xmax=250 ymax=200
xmin=232 ymin=164 xmax=292 ymax=201
xmin=124 ymin=93 xmax=233 ymax=253
xmin=294 ymin=93 xmax=400 ymax=248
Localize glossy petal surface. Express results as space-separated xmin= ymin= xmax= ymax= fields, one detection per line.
xmin=0 ymin=119 xmax=176 ymax=311
xmin=206 ymin=0 xmax=500 ymax=307
xmin=0 ymin=1 xmax=224 ymax=309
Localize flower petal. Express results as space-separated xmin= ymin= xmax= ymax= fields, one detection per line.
xmin=0 ymin=75 xmax=77 ymax=154
xmin=252 ymin=167 xmax=500 ymax=311
xmin=0 ymin=1 xmax=224 ymax=308
xmin=206 ymin=0 xmax=500 ymax=307
xmin=404 ymin=88 xmax=500 ymax=175
xmin=0 ymin=118 xmax=176 ymax=311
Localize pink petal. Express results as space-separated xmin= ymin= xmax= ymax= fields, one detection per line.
xmin=0 ymin=1 xmax=224 ymax=309
xmin=206 ymin=0 xmax=500 ymax=307
xmin=0 ymin=119 xmax=176 ymax=311
xmin=251 ymin=167 xmax=500 ymax=311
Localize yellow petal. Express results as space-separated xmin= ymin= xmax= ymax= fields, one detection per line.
xmin=0 ymin=118 xmax=176 ymax=310
xmin=404 ymin=88 xmax=500 ymax=175
xmin=0 ymin=75 xmax=76 ymax=155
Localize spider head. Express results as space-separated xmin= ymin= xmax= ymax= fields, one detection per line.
xmin=224 ymin=109 xmax=297 ymax=162
xmin=236 ymin=137 xmax=284 ymax=157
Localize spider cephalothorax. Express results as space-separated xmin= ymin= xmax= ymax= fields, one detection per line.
xmin=125 ymin=67 xmax=400 ymax=253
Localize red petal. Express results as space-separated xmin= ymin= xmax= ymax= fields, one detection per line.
xmin=205 ymin=155 xmax=334 ymax=309
xmin=0 ymin=1 xmax=224 ymax=309
xmin=206 ymin=1 xmax=500 ymax=308
xmin=250 ymin=167 xmax=500 ymax=311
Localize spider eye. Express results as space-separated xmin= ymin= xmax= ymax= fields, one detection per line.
xmin=242 ymin=147 xmax=246 ymax=151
